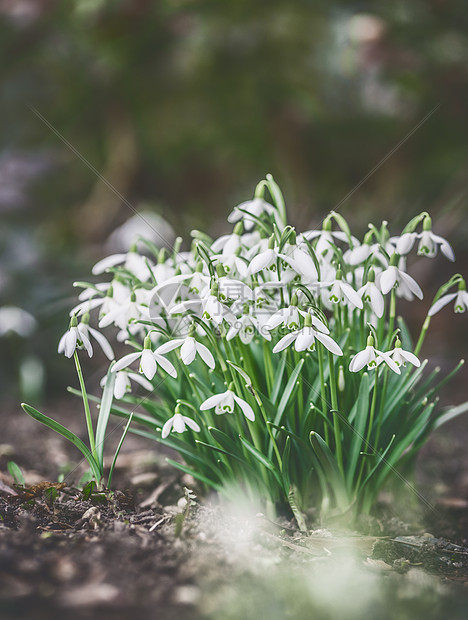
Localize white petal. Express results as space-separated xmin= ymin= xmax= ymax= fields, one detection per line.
xmin=161 ymin=417 xmax=174 ymax=438
xmin=112 ymin=351 xmax=142 ymax=373
xmin=399 ymin=271 xmax=423 ymax=300
xmin=128 ymin=372 xmax=154 ymax=391
xmin=155 ymin=339 xmax=184 ymax=354
xmin=88 ymin=326 xmax=114 ymax=360
xmin=349 ymin=348 xmax=370 ymax=372
xmin=340 ymin=282 xmax=363 ymax=309
xmin=58 ymin=332 xmax=68 ymax=355
xmin=377 ymin=350 xmax=401 ymax=374
xmin=272 ymin=331 xmax=297 ymax=353
xmin=369 ymin=285 xmax=385 ymax=318
xmin=181 ymin=338 xmax=197 ymax=365
xmin=200 ymin=393 xmax=226 ymax=410
xmin=114 ymin=372 xmax=129 ymax=399
xmin=173 ymin=413 xmax=186 ymax=433
xmin=431 ymin=234 xmax=455 ymax=261
xmin=233 ymin=395 xmax=255 ymax=421
xmin=315 ymin=332 xmax=343 ymax=356
xmin=92 ymin=254 xmax=126 ymax=275
xmin=430 ymin=293 xmax=459 ymax=315
xmin=396 ymin=233 xmax=417 ymax=255
xmin=154 ymin=354 xmax=177 ymax=378
xmin=379 ymin=267 xmax=397 ymax=294
xmin=140 ymin=349 xmax=157 ymax=380
xmin=183 ymin=416 xmax=201 ymax=432
xmin=249 ymin=250 xmax=275 ymax=274
xmin=400 ymin=349 xmax=421 ymax=367
xmin=196 ymin=342 xmax=216 ymax=369
xmin=295 ymin=332 xmax=314 ymax=352
xmin=64 ymin=329 xmax=78 ymax=358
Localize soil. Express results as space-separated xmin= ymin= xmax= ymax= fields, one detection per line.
xmin=1 ymin=400 xmax=468 ymax=620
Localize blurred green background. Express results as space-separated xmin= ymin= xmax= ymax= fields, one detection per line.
xmin=1 ymin=0 xmax=467 ymax=400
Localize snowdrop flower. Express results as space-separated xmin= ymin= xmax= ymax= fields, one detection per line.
xmin=277 ymin=231 xmax=319 ymax=282
xmin=428 ymin=279 xmax=468 ymax=316
xmin=228 ymin=196 xmax=276 ymax=231
xmin=92 ymin=245 xmax=154 ymax=281
xmin=273 ymin=312 xmax=342 ymax=355
xmin=0 ymin=306 xmax=36 ymax=337
xmin=112 ymin=335 xmax=177 ymax=380
xmin=213 ymin=251 xmax=249 ymax=278
xmin=162 ymin=404 xmax=201 ymax=439
xmin=417 ymin=221 xmax=455 ymax=261
xmin=58 ymin=315 xmax=93 ymax=358
xmin=78 ymin=313 xmax=114 ymax=360
xmin=156 ymin=324 xmax=215 ymax=368
xmin=394 ymin=215 xmax=455 ymax=261
xmin=324 ymin=269 xmax=363 ymax=310
xmin=377 ymin=254 xmax=423 ymax=299
xmin=248 ymin=235 xmax=279 ymax=275
xmin=265 ymin=294 xmax=307 ymax=331
xmin=349 ymin=335 xmax=400 ymax=374
xmin=211 ymin=222 xmax=244 ymax=255
xmin=171 ymin=282 xmax=235 ymax=327
xmin=216 ymin=265 xmax=254 ymax=302
xmin=388 ymin=338 xmax=421 ymax=368
xmin=358 ymin=270 xmax=385 ymax=318
xmin=98 ymin=289 xmax=149 ymax=330
xmin=101 ymin=370 xmax=153 ymax=400
xmin=227 ymin=304 xmax=271 ymax=344
xmin=200 ymin=386 xmax=255 ymax=421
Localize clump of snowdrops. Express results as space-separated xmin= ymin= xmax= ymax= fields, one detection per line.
xmin=23 ymin=175 xmax=468 ymax=520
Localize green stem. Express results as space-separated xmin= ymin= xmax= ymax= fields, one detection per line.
xmin=386 ymin=290 xmax=396 ymax=348
xmin=316 ymin=343 xmax=330 ymax=444
xmin=374 ymin=366 xmax=389 ymax=450
xmin=414 ymin=314 xmax=431 ymax=357
xmin=355 ymin=366 xmax=380 ymax=492
xmin=328 ymin=350 xmax=343 ymax=474
xmin=74 ymin=352 xmax=97 ymax=463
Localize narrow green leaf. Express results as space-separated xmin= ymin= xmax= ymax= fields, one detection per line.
xmin=273 ymin=359 xmax=304 ymax=428
xmin=95 ymin=365 xmax=116 ymax=470
xmin=166 ymin=458 xmax=221 ymax=490
xmin=346 ymin=373 xmax=371 ymax=487
xmin=7 ymin=461 xmax=25 ymax=486
xmin=434 ymin=400 xmax=468 ymax=429
xmin=309 ymin=431 xmax=349 ymax=508
xmin=288 ymin=486 xmax=307 ymax=532
xmin=238 ymin=436 xmax=282 ymax=487
xmin=107 ymin=412 xmax=134 ymax=489
xmin=271 ymin=353 xmax=287 ymax=403
xmin=21 ymin=403 xmax=101 ymax=482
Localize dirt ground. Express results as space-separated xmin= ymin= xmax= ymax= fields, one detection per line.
xmin=1 ymin=400 xmax=468 ymax=620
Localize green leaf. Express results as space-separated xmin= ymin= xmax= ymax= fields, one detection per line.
xmin=107 ymin=412 xmax=134 ymax=489
xmin=288 ymin=486 xmax=308 ymax=532
xmin=346 ymin=372 xmax=371 ymax=487
xmin=166 ymin=458 xmax=221 ymax=490
xmin=266 ymin=173 xmax=285 ymax=215
xmin=7 ymin=461 xmax=25 ymax=486
xmin=281 ymin=436 xmax=292 ymax=491
xmin=309 ymin=431 xmax=349 ymax=509
xmin=401 ymin=212 xmax=427 ymax=234
xmin=21 ymin=403 xmax=101 ymax=482
xmin=434 ymin=400 xmax=468 ymax=429
xmin=271 ymin=353 xmax=287 ymax=404
xmin=226 ymin=360 xmax=253 ymax=387
xmin=330 ymin=211 xmax=353 ymax=245
xmin=95 ymin=365 xmax=116 ymax=470
xmin=273 ymin=359 xmax=304 ymax=428
xmin=238 ymin=436 xmax=283 ymax=487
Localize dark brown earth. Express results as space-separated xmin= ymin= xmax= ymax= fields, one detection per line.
xmin=1 ymin=399 xmax=468 ymax=620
